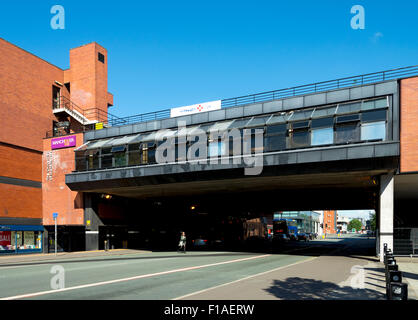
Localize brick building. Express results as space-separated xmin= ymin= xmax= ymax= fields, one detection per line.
xmin=323 ymin=210 xmax=337 ymax=234
xmin=0 ymin=38 xmax=113 ymax=253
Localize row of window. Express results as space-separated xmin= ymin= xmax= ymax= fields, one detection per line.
xmin=75 ymin=106 xmax=388 ymax=171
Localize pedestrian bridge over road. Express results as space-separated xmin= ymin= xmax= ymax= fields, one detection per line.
xmin=65 ymin=75 xmax=418 ymax=261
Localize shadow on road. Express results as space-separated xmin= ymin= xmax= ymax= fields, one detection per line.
xmin=264 ymin=277 xmax=385 ymax=300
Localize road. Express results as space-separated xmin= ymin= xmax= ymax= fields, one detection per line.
xmin=0 ymin=234 xmax=381 ymax=300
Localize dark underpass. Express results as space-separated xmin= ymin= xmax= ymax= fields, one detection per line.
xmin=78 ymin=185 xmax=378 ymax=256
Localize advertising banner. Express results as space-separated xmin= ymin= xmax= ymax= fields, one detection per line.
xmin=51 ymin=135 xmax=76 ymax=150
xmin=170 ymin=100 xmax=221 ymax=118
xmin=0 ymin=231 xmax=11 ymax=246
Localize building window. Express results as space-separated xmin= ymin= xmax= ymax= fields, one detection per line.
xmin=360 ymin=109 xmax=387 ymax=141
xmin=112 ymin=145 xmax=127 ymax=167
xmin=87 ymin=149 xmax=100 ymax=170
xmin=312 ymin=127 xmax=334 ymax=146
xmin=75 ymin=151 xmax=87 ymax=171
xmin=265 ymin=124 xmax=287 ymax=152
xmin=361 ymin=121 xmax=386 ymax=141
xmin=361 ymin=109 xmax=386 ymax=122
xmin=128 ymin=143 xmax=141 ymax=165
xmin=98 ymin=52 xmax=105 ymax=63
xmin=52 ymin=85 xmax=61 ymax=109
xmin=335 ymin=114 xmax=360 ymax=144
xmin=142 ymin=143 xmax=156 ymax=164
xmin=289 ymin=121 xmax=310 ymax=149
xmin=209 ymin=140 xmax=226 ymax=157
xmin=101 ymin=148 xmax=113 ymax=168
xmin=311 ymin=117 xmax=334 ymax=146
xmin=362 ymin=97 xmax=388 ymax=110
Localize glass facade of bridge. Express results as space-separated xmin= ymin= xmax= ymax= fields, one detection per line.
xmin=74 ymin=96 xmax=389 ymax=172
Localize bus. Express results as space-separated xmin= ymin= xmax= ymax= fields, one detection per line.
xmin=273 ymin=218 xmax=298 ymax=240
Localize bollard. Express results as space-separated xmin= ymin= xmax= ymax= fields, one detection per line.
xmin=384 ymin=252 xmax=393 ymax=265
xmin=388 ymin=270 xmax=402 ymax=283
xmin=386 ymin=257 xmax=396 ymax=270
xmin=386 ymin=270 xmax=402 ymax=297
xmin=385 ymin=263 xmax=399 ymax=288
xmin=388 ymin=282 xmax=408 ymax=300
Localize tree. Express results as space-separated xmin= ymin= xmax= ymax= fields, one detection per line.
xmin=369 ymin=212 xmax=376 ymax=231
xmin=348 ymin=219 xmax=362 ymax=232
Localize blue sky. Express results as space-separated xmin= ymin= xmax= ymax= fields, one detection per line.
xmin=1 ymin=0 xmax=417 ymax=118
xmin=337 ymin=210 xmax=374 ymax=220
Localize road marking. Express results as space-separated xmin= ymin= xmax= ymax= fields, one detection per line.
xmin=0 ymin=251 xmax=243 ymax=270
xmin=172 ymin=256 xmax=317 ymax=300
xmin=1 ymin=254 xmax=271 ymax=300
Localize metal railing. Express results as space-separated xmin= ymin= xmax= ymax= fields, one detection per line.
xmin=394 ymin=228 xmax=418 ymax=255
xmin=104 ymin=64 xmax=418 ymax=127
xmin=53 ymin=96 xmax=125 ymax=125
xmin=47 ymin=96 xmax=126 ymax=138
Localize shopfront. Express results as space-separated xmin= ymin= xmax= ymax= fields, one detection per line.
xmin=0 ymin=225 xmax=44 ymax=254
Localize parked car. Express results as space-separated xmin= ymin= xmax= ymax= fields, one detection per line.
xmin=297 ymin=232 xmax=309 ymax=242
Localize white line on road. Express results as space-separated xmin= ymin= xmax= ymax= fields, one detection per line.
xmin=1 ymin=254 xmax=271 ymax=300
xmin=172 ymin=256 xmax=317 ymax=300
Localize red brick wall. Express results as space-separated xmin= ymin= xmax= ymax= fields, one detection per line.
xmin=0 ymin=144 xmax=42 ymax=182
xmin=42 ymin=133 xmax=84 ymax=226
xmin=0 ymin=38 xmax=64 ymax=152
xmin=324 ymin=210 xmax=336 ymax=234
xmin=0 ymin=184 xmax=42 ymax=219
xmin=400 ymin=77 xmax=418 ymax=173
xmin=0 ymin=38 xmax=64 ymax=222
xmin=68 ymin=42 xmax=112 ymax=121
xmin=0 ymin=38 xmax=111 ymax=224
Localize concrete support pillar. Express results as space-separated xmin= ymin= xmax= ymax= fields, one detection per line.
xmin=378 ymin=172 xmax=394 ymax=262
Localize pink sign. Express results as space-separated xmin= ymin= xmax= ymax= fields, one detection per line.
xmin=51 ymin=135 xmax=76 ymax=150
xmin=0 ymin=231 xmax=11 ymax=246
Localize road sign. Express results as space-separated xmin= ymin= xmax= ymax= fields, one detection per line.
xmin=53 ymin=212 xmax=58 ymax=219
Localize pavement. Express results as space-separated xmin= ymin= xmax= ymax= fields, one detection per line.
xmin=0 ymin=249 xmax=148 ymax=265
xmin=396 ymin=257 xmax=418 ymax=300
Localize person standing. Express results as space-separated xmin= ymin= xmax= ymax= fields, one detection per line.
xmin=178 ymin=231 xmax=186 ymax=253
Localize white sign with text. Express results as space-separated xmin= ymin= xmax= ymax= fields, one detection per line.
xmin=170 ymin=100 xmax=221 ymax=118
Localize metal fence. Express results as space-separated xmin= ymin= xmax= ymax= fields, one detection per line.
xmin=394 ymin=228 xmax=418 ymax=255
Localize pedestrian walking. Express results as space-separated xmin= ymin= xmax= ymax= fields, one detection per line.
xmin=178 ymin=231 xmax=186 ymax=253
